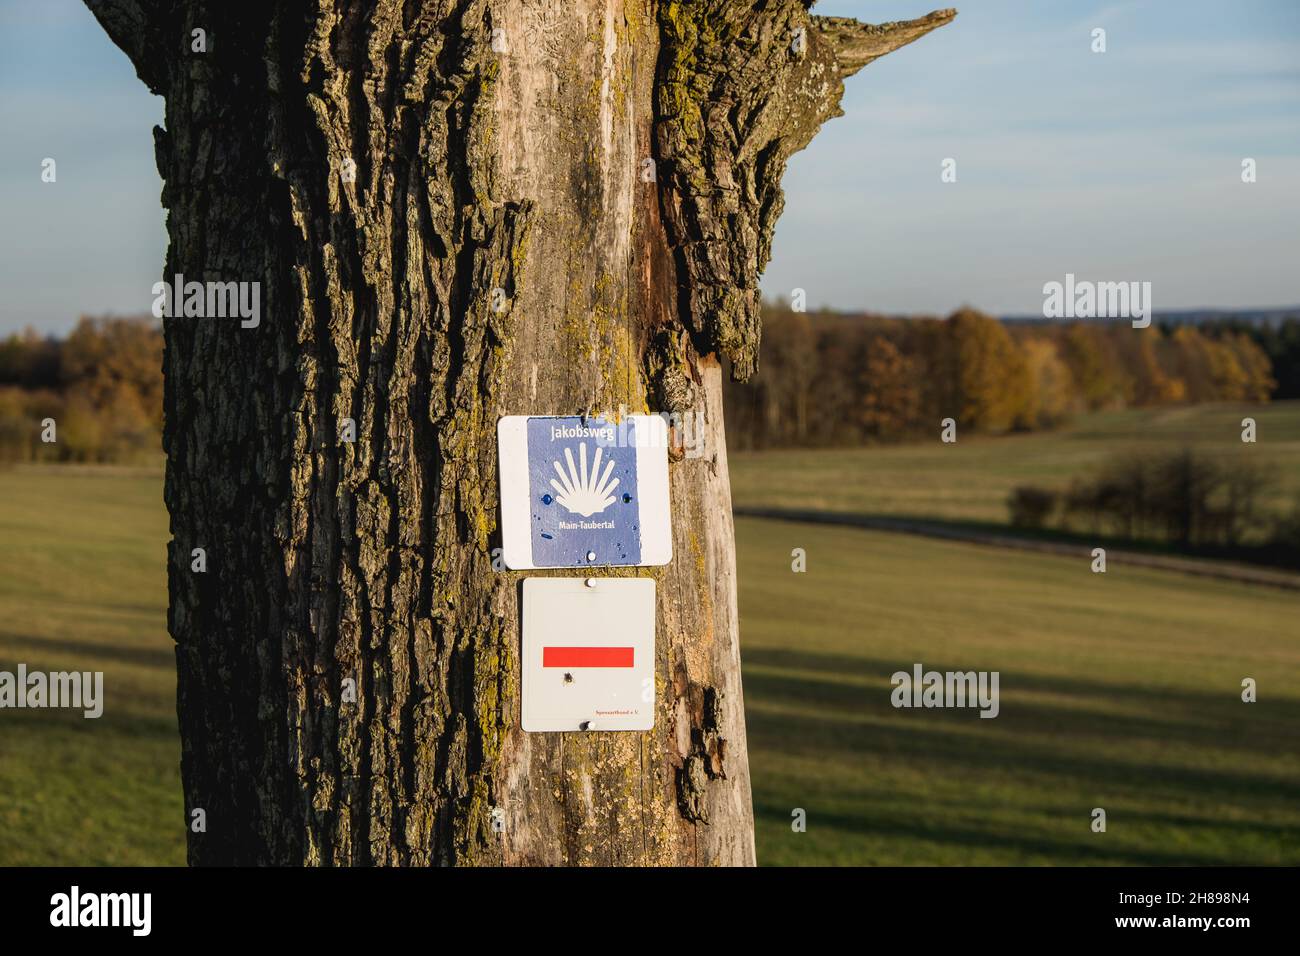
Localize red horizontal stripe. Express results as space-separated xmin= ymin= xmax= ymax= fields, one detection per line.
xmin=543 ymin=646 xmax=635 ymax=668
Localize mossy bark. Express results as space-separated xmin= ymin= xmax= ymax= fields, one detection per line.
xmin=85 ymin=0 xmax=952 ymax=865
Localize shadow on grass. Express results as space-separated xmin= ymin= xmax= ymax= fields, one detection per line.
xmin=750 ymin=800 xmax=1256 ymax=865
xmin=0 ymin=629 xmax=173 ymax=670
xmin=744 ymin=646 xmax=1300 ymax=747
xmin=734 ymin=507 xmax=1300 ymax=579
xmin=741 ymin=646 xmax=1300 ymax=861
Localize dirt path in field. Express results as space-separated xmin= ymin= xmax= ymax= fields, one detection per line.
xmin=734 ymin=507 xmax=1300 ymax=592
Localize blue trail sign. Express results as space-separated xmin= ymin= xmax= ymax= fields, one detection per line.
xmin=498 ymin=415 xmax=672 ymax=569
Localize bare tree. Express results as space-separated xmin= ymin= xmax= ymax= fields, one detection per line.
xmin=85 ymin=0 xmax=953 ymax=865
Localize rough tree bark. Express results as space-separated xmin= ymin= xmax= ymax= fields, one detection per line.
xmin=85 ymin=0 xmax=953 ymax=865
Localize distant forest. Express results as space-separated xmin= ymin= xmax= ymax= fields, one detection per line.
xmin=725 ymin=302 xmax=1300 ymax=450
xmin=0 ymin=317 xmax=161 ymax=463
xmin=2 ymin=308 xmax=1299 ymax=462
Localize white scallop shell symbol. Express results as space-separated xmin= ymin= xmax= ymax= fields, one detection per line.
xmin=550 ymin=442 xmax=619 ymax=517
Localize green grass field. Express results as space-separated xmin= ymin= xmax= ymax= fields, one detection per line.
xmin=730 ymin=401 xmax=1300 ymax=527
xmin=0 ymin=466 xmax=183 ymax=866
xmin=737 ymin=517 xmax=1300 ymax=865
xmin=2 ymin=402 xmax=1298 ymax=865
xmin=732 ymin=403 xmax=1300 ymax=863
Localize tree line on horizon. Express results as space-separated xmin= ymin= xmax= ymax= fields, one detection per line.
xmin=0 ymin=316 xmax=161 ymax=463
xmin=724 ymin=301 xmax=1299 ymax=450
xmin=2 ymin=307 xmax=1299 ymax=464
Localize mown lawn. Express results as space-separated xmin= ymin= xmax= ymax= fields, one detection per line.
xmin=0 ymin=465 xmax=183 ymax=866
xmin=2 ymin=433 xmax=1297 ymax=866
xmin=737 ymin=516 xmax=1300 ymax=865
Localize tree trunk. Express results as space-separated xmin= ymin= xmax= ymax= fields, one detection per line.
xmin=86 ymin=0 xmax=952 ymax=866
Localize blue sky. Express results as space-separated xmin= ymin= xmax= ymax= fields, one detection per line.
xmin=0 ymin=0 xmax=1297 ymax=335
